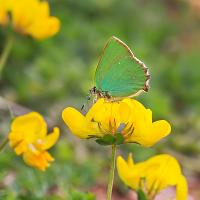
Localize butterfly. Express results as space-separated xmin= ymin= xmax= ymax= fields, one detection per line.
xmin=90 ymin=36 xmax=150 ymax=101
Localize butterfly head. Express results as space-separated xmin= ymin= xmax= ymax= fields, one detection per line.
xmin=89 ymin=87 xmax=112 ymax=101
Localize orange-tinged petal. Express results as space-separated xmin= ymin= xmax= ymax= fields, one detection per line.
xmin=14 ymin=140 xmax=27 ymax=155
xmin=62 ymin=107 xmax=102 ymax=138
xmin=23 ymin=150 xmax=54 ymax=171
xmin=8 ymin=131 xmax=23 ymax=145
xmin=8 ymin=111 xmax=58 ymax=171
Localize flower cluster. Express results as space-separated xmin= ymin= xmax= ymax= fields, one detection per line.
xmin=8 ymin=112 xmax=59 ymax=171
xmin=0 ymin=0 xmax=60 ymax=39
xmin=117 ymin=154 xmax=188 ymax=200
xmin=62 ymin=98 xmax=171 ymax=147
xmin=62 ymin=97 xmax=188 ymax=199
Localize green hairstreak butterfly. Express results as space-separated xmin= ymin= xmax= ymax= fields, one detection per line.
xmin=90 ymin=36 xmax=150 ymax=101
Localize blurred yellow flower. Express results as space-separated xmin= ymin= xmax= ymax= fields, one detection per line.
xmin=0 ymin=0 xmax=60 ymax=39
xmin=0 ymin=0 xmax=9 ymax=25
xmin=117 ymin=154 xmax=188 ymax=200
xmin=62 ymin=98 xmax=171 ymax=146
xmin=8 ymin=112 xmax=60 ymax=171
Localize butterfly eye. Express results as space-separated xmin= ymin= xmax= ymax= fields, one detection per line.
xmin=89 ymin=87 xmax=97 ymax=94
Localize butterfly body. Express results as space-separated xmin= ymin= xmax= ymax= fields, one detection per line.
xmin=90 ymin=86 xmax=112 ymax=99
xmin=91 ymin=36 xmax=150 ymax=101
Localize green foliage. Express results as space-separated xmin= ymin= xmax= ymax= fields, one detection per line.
xmin=95 ymin=133 xmax=124 ymax=145
xmin=0 ymin=140 xmax=101 ymax=199
xmin=68 ymin=190 xmax=95 ymax=200
xmin=137 ymin=189 xmax=149 ymax=200
xmin=96 ymin=134 xmax=116 ymax=145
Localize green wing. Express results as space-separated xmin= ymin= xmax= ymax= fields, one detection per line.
xmin=95 ymin=36 xmax=150 ymax=97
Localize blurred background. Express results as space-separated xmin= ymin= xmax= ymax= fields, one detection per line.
xmin=0 ymin=0 xmax=200 ymax=199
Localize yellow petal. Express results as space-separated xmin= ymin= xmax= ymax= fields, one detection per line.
xmin=11 ymin=112 xmax=47 ymax=142
xmin=86 ymin=98 xmax=105 ymax=120
xmin=143 ymin=154 xmax=181 ymax=191
xmin=117 ymin=156 xmax=131 ymax=185
xmin=176 ymin=175 xmax=188 ymax=200
xmin=0 ymin=2 xmax=8 ymax=25
xmin=119 ymin=101 xmax=131 ymax=123
xmin=123 ymin=98 xmax=147 ymax=118
xmin=126 ymin=118 xmax=171 ymax=147
xmin=117 ymin=154 xmax=188 ymax=199
xmin=62 ymin=107 xmax=102 ymax=139
xmin=26 ymin=17 xmax=60 ymax=40
xmin=36 ymin=1 xmax=49 ymax=18
xmin=23 ymin=150 xmax=54 ymax=171
xmin=11 ymin=0 xmax=39 ymax=31
xmin=8 ymin=0 xmax=60 ymax=39
xmin=42 ymin=127 xmax=60 ymax=150
xmin=117 ymin=155 xmax=140 ymax=190
xmin=8 ymin=112 xmax=48 ymax=155
xmin=90 ymin=101 xmax=123 ymax=134
xmin=8 ymin=131 xmax=23 ymax=146
xmin=14 ymin=140 xmax=27 ymax=155
xmin=93 ymin=102 xmax=112 ymax=132
xmin=110 ymin=102 xmax=121 ymax=133
xmin=127 ymin=153 xmax=135 ymax=168
xmin=148 ymin=120 xmax=171 ymax=146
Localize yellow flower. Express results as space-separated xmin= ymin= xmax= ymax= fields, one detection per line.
xmin=0 ymin=0 xmax=9 ymax=25
xmin=8 ymin=112 xmax=60 ymax=171
xmin=117 ymin=154 xmax=188 ymax=200
xmin=62 ymin=98 xmax=171 ymax=146
xmin=0 ymin=0 xmax=60 ymax=40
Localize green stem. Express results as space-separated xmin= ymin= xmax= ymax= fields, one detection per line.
xmin=0 ymin=137 xmax=9 ymax=152
xmin=0 ymin=35 xmax=14 ymax=78
xmin=106 ymin=144 xmax=117 ymax=200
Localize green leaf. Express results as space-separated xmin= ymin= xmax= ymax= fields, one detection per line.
xmin=69 ymin=189 xmax=96 ymax=200
xmin=115 ymin=133 xmax=124 ymax=145
xmin=137 ymin=189 xmax=149 ymax=200
xmin=95 ymin=134 xmax=116 ymax=145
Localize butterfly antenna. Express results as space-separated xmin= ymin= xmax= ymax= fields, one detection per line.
xmin=81 ymin=104 xmax=85 ymax=110
xmin=81 ymin=94 xmax=91 ymax=111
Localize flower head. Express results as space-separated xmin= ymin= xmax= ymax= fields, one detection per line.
xmin=117 ymin=154 xmax=188 ymax=200
xmin=62 ymin=98 xmax=171 ymax=146
xmin=0 ymin=0 xmax=60 ymax=40
xmin=8 ymin=112 xmax=59 ymax=171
